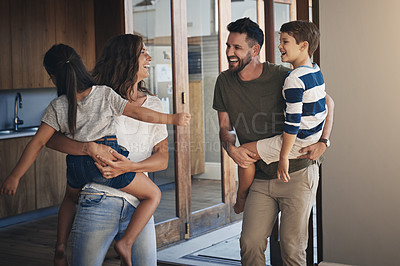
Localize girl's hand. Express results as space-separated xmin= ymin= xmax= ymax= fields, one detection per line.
xmin=0 ymin=176 xmax=20 ymax=196
xmin=277 ymin=158 xmax=290 ymax=182
xmin=94 ymin=150 xmax=135 ymax=179
xmin=174 ymin=113 xmax=191 ymax=126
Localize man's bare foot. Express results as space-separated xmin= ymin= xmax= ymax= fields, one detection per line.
xmin=233 ymin=197 xmax=246 ymax=214
xmin=54 ymin=243 xmax=68 ymax=266
xmin=115 ymin=240 xmax=132 ymax=266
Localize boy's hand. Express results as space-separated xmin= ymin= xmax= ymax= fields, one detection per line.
xmin=277 ymin=158 xmax=290 ymax=182
xmin=0 ymin=176 xmax=20 ymax=196
xmin=174 ymin=113 xmax=191 ymax=126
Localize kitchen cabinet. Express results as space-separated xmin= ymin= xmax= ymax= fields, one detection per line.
xmin=0 ymin=0 xmax=12 ymax=89
xmin=0 ymin=136 xmax=66 ymax=218
xmin=0 ymin=0 xmax=95 ymax=90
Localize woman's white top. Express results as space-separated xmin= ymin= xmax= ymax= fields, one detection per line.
xmin=83 ymin=95 xmax=168 ymax=207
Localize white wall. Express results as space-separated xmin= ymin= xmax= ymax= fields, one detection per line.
xmin=320 ymin=1 xmax=400 ymax=265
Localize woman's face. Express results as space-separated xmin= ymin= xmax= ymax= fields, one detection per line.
xmin=136 ymin=43 xmax=152 ymax=82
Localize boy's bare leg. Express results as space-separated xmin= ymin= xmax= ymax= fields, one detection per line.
xmin=234 ymin=141 xmax=261 ymax=214
xmin=54 ymin=186 xmax=80 ymax=266
xmin=235 ymin=164 xmax=256 ymax=214
xmin=116 ymin=173 xmax=161 ymax=266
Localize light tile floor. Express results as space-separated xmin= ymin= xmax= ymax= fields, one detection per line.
xmin=157 ymin=221 xmax=271 ymax=266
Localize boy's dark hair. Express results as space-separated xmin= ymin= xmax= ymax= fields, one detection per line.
xmin=227 ymin=17 xmax=264 ymax=49
xmin=92 ymin=34 xmax=153 ymax=101
xmin=43 ymin=44 xmax=95 ymax=136
xmin=280 ymin=20 xmax=320 ymax=57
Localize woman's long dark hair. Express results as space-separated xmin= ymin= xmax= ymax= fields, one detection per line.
xmin=92 ymin=34 xmax=153 ymax=100
xmin=43 ymin=44 xmax=95 ymax=136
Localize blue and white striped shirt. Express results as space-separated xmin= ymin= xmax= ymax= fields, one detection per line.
xmin=282 ymin=63 xmax=327 ymax=142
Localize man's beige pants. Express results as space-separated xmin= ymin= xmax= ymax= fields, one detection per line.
xmin=240 ymin=163 xmax=319 ymax=266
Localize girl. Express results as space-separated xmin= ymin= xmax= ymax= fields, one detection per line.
xmin=0 ymin=44 xmax=190 ymax=266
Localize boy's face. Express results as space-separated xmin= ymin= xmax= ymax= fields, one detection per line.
xmin=278 ymin=32 xmax=304 ymax=65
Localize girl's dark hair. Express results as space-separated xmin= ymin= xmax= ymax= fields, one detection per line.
xmin=92 ymin=34 xmax=153 ymax=100
xmin=43 ymin=44 xmax=95 ymax=136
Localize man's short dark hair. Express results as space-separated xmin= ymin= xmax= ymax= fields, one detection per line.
xmin=227 ymin=17 xmax=264 ymax=49
xmin=280 ymin=20 xmax=320 ymax=57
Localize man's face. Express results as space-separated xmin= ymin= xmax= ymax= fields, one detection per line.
xmin=226 ymin=32 xmax=253 ymax=73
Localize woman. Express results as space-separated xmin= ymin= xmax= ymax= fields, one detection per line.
xmin=47 ymin=34 xmax=168 ymax=266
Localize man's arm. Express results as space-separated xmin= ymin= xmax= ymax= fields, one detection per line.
xmin=298 ymin=93 xmax=335 ymax=160
xmin=218 ymin=111 xmax=257 ymax=168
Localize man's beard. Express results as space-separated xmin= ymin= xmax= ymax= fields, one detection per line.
xmin=228 ymin=51 xmax=252 ymax=73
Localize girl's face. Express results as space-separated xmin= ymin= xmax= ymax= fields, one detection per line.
xmin=136 ymin=44 xmax=152 ymax=82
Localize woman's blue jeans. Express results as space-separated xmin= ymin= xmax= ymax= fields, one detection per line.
xmin=70 ymin=188 xmax=157 ymax=266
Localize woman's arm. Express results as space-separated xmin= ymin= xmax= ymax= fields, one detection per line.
xmin=94 ymin=138 xmax=169 ymax=178
xmin=1 ymin=123 xmax=55 ymax=195
xmin=46 ymin=132 xmax=117 ymax=163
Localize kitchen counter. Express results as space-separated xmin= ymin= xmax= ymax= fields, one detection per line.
xmin=0 ymin=127 xmax=38 ymax=140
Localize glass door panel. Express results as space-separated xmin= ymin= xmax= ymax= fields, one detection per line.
xmin=274 ymin=2 xmax=291 ymax=67
xmin=131 ymin=0 xmax=176 ymax=223
xmin=231 ymin=0 xmax=257 ymax=22
xmin=187 ymin=0 xmax=222 ymax=213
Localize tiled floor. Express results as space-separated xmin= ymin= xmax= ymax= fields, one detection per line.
xmin=157 ymin=221 xmax=271 ymax=266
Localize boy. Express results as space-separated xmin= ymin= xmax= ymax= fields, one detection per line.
xmin=234 ymin=20 xmax=327 ymax=214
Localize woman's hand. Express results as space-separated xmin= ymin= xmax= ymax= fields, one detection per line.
xmin=85 ymin=142 xmax=118 ymax=166
xmin=94 ymin=150 xmax=136 ymax=179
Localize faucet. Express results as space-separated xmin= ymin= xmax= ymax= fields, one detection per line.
xmin=14 ymin=92 xmax=23 ymax=131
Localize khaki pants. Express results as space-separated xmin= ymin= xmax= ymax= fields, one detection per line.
xmin=240 ymin=163 xmax=319 ymax=266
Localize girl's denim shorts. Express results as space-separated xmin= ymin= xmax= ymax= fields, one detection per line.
xmin=66 ymin=135 xmax=136 ymax=189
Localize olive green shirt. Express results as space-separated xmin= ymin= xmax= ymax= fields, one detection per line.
xmin=213 ymin=62 xmax=317 ymax=180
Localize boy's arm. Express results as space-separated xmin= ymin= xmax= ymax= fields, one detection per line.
xmin=123 ymin=101 xmax=190 ymax=126
xmin=277 ymin=132 xmax=297 ymax=182
xmin=298 ymin=93 xmax=335 ymax=159
xmin=1 ymin=123 xmax=55 ymax=195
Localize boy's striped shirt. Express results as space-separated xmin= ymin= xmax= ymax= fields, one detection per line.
xmin=282 ymin=63 xmax=327 ymax=142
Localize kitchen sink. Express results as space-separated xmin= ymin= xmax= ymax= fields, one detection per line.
xmin=0 ymin=127 xmax=39 ymax=139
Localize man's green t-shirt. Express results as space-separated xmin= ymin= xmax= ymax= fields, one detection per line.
xmin=213 ymin=62 xmax=315 ymax=180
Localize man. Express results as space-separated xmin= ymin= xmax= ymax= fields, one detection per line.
xmin=213 ymin=17 xmax=334 ymax=266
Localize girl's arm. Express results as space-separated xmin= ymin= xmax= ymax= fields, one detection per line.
xmin=277 ymin=132 xmax=297 ymax=183
xmin=1 ymin=123 xmax=55 ymax=195
xmin=123 ymin=102 xmax=190 ymax=126
xmin=46 ymin=132 xmax=117 ymax=164
xmin=94 ymin=138 xmax=169 ymax=178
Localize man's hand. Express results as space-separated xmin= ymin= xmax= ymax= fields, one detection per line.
xmin=297 ymin=142 xmax=327 ymax=160
xmin=94 ymin=150 xmax=134 ymax=179
xmin=228 ymin=145 xmax=257 ymax=168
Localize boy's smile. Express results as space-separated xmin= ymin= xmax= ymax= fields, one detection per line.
xmin=278 ymin=32 xmax=302 ymax=64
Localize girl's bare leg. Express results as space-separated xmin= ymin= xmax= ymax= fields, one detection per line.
xmin=115 ymin=173 xmax=161 ymax=266
xmin=54 ymin=185 xmax=80 ymax=266
xmin=234 ymin=141 xmax=261 ymax=214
